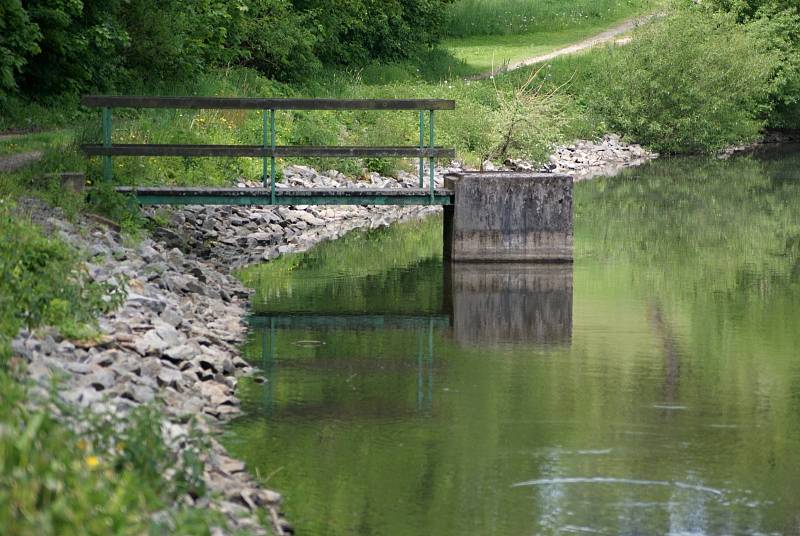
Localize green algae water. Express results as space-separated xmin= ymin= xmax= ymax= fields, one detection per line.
xmin=224 ymin=148 xmax=800 ymax=535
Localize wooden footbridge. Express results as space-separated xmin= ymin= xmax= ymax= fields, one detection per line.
xmin=81 ymin=95 xmax=574 ymax=263
xmin=81 ymin=96 xmax=456 ymax=206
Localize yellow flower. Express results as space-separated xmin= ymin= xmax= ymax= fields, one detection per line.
xmin=85 ymin=455 xmax=101 ymax=469
xmin=77 ymin=439 xmax=88 ymax=451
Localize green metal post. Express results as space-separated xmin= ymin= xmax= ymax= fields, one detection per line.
xmin=419 ymin=111 xmax=425 ymax=188
xmin=429 ymin=110 xmax=435 ymax=199
xmin=270 ymin=109 xmax=276 ymax=205
xmin=262 ymin=111 xmax=269 ymax=187
xmin=102 ymin=107 xmax=113 ymax=182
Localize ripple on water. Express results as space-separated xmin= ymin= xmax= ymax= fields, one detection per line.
xmin=511 ymin=477 xmax=725 ymax=497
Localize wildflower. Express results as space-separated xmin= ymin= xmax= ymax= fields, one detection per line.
xmin=85 ymin=455 xmax=101 ymax=469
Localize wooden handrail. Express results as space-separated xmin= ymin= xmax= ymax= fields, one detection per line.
xmin=81 ymin=95 xmax=456 ymax=111
xmin=81 ymin=144 xmax=456 ymax=158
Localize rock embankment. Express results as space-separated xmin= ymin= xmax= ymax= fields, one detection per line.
xmin=500 ymin=134 xmax=658 ymax=180
xmin=13 ymin=198 xmax=290 ymax=534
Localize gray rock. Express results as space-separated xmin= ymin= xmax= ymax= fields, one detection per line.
xmin=157 ymin=367 xmax=184 ymax=389
xmin=160 ymin=307 xmax=183 ymax=327
xmin=141 ymin=360 xmax=162 ymax=380
xmin=127 ymin=292 xmax=167 ymax=313
xmin=65 ymin=362 xmax=93 ymax=375
xmin=86 ymin=369 xmax=115 ymax=391
xmin=135 ymin=329 xmax=168 ymax=356
xmin=154 ymin=323 xmax=183 ymax=348
xmin=162 ymin=344 xmax=195 ymax=364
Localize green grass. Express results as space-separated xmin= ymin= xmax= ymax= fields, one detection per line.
xmin=0 ymin=130 xmax=74 ymax=156
xmin=443 ymin=23 xmax=632 ymax=76
xmin=0 ymin=371 xmax=234 ymax=535
xmin=444 ymin=0 xmax=656 ymax=37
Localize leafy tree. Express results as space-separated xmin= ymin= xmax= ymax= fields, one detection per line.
xmin=18 ymin=0 xmax=128 ymax=96
xmin=294 ymin=0 xmax=454 ymax=67
xmin=236 ymin=0 xmax=319 ymax=79
xmin=0 ymin=0 xmax=40 ymax=93
xmin=2 ymin=0 xmax=457 ymax=97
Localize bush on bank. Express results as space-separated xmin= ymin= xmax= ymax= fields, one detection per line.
xmin=583 ymin=4 xmax=780 ymax=153
xmin=0 ymin=202 xmax=124 ymax=356
xmin=709 ymin=0 xmax=800 ymax=129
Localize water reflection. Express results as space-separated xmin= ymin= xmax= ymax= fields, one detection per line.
xmin=446 ymin=263 xmax=572 ymax=347
xmin=226 ymin=148 xmax=800 ymax=536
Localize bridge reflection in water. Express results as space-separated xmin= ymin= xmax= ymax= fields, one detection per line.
xmin=249 ymin=263 xmax=572 ymax=412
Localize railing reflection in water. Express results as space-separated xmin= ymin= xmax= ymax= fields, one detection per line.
xmin=251 ymin=263 xmax=573 ymax=412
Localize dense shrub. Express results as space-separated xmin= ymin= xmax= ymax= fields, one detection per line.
xmin=708 ymin=0 xmax=800 ymax=128
xmin=17 ymin=0 xmax=129 ymax=97
xmin=585 ymin=5 xmax=779 ymax=153
xmin=236 ymin=0 xmax=319 ymax=79
xmin=296 ymin=0 xmax=454 ymax=67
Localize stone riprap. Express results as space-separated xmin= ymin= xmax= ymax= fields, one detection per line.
xmin=150 ymin=164 xmax=450 ymax=270
xmin=12 ymin=199 xmax=291 ymax=535
xmin=499 ymin=134 xmax=658 ymax=180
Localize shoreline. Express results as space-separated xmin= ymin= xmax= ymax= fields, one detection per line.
xmin=9 ymin=133 xmax=663 ymax=534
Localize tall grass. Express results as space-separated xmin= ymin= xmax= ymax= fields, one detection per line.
xmin=445 ymin=0 xmax=655 ymax=37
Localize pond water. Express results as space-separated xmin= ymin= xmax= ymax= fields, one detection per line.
xmin=224 ymin=147 xmax=800 ymax=535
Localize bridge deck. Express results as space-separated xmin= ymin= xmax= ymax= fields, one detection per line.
xmin=117 ymin=187 xmax=454 ymax=206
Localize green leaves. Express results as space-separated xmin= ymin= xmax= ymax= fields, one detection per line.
xmin=0 ymin=0 xmax=41 ymax=92
xmin=585 ymin=6 xmax=780 ymax=153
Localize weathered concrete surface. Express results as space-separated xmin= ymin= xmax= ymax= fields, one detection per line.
xmin=445 ymin=263 xmax=573 ymax=347
xmin=443 ymin=172 xmax=573 ymax=262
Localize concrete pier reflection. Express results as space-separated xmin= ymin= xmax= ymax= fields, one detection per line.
xmin=445 ymin=263 xmax=573 ymax=347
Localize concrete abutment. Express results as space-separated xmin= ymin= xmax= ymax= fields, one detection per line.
xmin=443 ymin=172 xmax=573 ymax=263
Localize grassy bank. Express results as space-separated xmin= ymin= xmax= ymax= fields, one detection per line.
xmin=0 ymin=373 xmax=227 ymax=535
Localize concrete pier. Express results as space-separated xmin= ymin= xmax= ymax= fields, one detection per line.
xmin=443 ymin=172 xmax=573 ymax=262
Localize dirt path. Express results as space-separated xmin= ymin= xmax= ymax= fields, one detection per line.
xmin=469 ymin=14 xmax=658 ymax=80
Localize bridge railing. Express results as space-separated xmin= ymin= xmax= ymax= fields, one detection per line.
xmin=80 ymin=96 xmax=456 ymax=204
